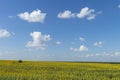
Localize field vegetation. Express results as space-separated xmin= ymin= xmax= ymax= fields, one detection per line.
xmin=0 ymin=60 xmax=120 ymax=80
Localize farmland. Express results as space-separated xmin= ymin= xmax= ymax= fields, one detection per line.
xmin=0 ymin=60 xmax=120 ymax=80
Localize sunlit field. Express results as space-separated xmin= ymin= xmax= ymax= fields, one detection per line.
xmin=0 ymin=60 xmax=120 ymax=80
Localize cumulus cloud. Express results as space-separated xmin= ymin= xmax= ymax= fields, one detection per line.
xmin=18 ymin=9 xmax=46 ymax=23
xmin=58 ymin=7 xmax=100 ymax=20
xmin=70 ymin=45 xmax=88 ymax=52
xmin=58 ymin=10 xmax=75 ymax=19
xmin=56 ymin=41 xmax=62 ymax=45
xmin=80 ymin=37 xmax=85 ymax=42
xmin=79 ymin=45 xmax=88 ymax=52
xmin=93 ymin=41 xmax=103 ymax=47
xmin=26 ymin=31 xmax=51 ymax=50
xmin=0 ymin=29 xmax=11 ymax=38
xmin=77 ymin=7 xmax=96 ymax=20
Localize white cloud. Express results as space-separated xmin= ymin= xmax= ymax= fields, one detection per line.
xmin=70 ymin=47 xmax=78 ymax=52
xmin=58 ymin=7 xmax=100 ymax=20
xmin=115 ymin=52 xmax=120 ymax=56
xmin=79 ymin=45 xmax=88 ymax=52
xmin=75 ymin=51 xmax=120 ymax=59
xmin=87 ymin=14 xmax=96 ymax=20
xmin=70 ymin=45 xmax=88 ymax=52
xmin=56 ymin=41 xmax=62 ymax=45
xmin=58 ymin=10 xmax=75 ymax=19
xmin=118 ymin=5 xmax=120 ymax=8
xmin=0 ymin=51 xmax=14 ymax=55
xmin=26 ymin=31 xmax=51 ymax=50
xmin=0 ymin=29 xmax=11 ymax=38
xmin=18 ymin=9 xmax=46 ymax=23
xmin=80 ymin=37 xmax=85 ymax=42
xmin=94 ymin=52 xmax=120 ymax=57
xmin=77 ymin=7 xmax=96 ymax=20
xmin=93 ymin=41 xmax=103 ymax=47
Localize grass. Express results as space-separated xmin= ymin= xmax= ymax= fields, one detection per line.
xmin=0 ymin=60 xmax=120 ymax=80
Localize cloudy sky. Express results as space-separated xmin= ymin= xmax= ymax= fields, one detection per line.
xmin=0 ymin=0 xmax=120 ymax=61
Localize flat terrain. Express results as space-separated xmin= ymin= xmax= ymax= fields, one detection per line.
xmin=0 ymin=60 xmax=120 ymax=80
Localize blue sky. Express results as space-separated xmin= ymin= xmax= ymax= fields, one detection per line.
xmin=0 ymin=0 xmax=120 ymax=61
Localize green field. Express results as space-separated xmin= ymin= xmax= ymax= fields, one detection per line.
xmin=0 ymin=60 xmax=120 ymax=80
